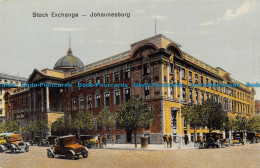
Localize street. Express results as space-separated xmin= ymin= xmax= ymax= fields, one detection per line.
xmin=0 ymin=143 xmax=259 ymax=168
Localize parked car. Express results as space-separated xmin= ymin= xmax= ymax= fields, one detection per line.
xmin=31 ymin=136 xmax=45 ymax=146
xmin=47 ymin=135 xmax=59 ymax=146
xmin=0 ymin=133 xmax=29 ymax=153
xmin=46 ymin=135 xmax=88 ymax=160
xmin=231 ymin=132 xmax=245 ymax=145
xmin=195 ymin=133 xmax=223 ymax=149
xmin=78 ymin=135 xmax=103 ymax=148
xmin=247 ymin=132 xmax=259 ymax=144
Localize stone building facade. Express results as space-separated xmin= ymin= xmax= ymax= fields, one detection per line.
xmin=4 ymin=34 xmax=255 ymax=143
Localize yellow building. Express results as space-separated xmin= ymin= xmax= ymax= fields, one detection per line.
xmin=0 ymin=73 xmax=27 ymax=122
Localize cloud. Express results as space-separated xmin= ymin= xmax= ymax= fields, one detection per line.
xmin=224 ymin=0 xmax=254 ymax=20
xmin=200 ymin=20 xmax=215 ymax=26
xmin=200 ymin=0 xmax=254 ymax=26
xmin=53 ymin=27 xmax=86 ymax=32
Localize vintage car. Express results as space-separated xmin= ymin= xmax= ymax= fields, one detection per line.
xmin=0 ymin=133 xmax=29 ymax=153
xmin=46 ymin=135 xmax=88 ymax=160
xmin=195 ymin=133 xmax=223 ymax=149
xmin=47 ymin=135 xmax=59 ymax=146
xmin=78 ymin=135 xmax=103 ymax=148
xmin=31 ymin=136 xmax=46 ymax=146
xmin=231 ymin=132 xmax=245 ymax=145
xmin=247 ymin=132 xmax=259 ymax=144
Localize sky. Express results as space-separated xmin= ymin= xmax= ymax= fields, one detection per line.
xmin=0 ymin=0 xmax=260 ymax=99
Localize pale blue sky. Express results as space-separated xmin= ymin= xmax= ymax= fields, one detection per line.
xmin=0 ymin=0 xmax=259 ymax=99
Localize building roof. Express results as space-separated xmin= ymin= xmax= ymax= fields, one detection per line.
xmin=0 ymin=73 xmax=27 ymax=82
xmin=54 ymin=48 xmax=84 ymax=70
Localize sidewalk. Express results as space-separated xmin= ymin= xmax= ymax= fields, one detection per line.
xmin=103 ymin=142 xmax=195 ymax=151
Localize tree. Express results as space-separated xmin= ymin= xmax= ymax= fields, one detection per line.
xmin=73 ymin=110 xmax=94 ymax=134
xmin=51 ymin=115 xmax=73 ymax=136
xmin=117 ymin=97 xmax=154 ymax=148
xmin=247 ymin=116 xmax=260 ymax=132
xmin=234 ymin=115 xmax=248 ymax=132
xmin=1 ymin=119 xmax=20 ymax=133
xmin=201 ymin=99 xmax=227 ymax=132
xmin=96 ymin=107 xmax=115 ymax=133
xmin=181 ymin=102 xmax=202 ymax=141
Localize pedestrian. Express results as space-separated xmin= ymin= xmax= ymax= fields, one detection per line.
xmin=166 ymin=135 xmax=169 ymax=148
xmin=168 ymin=135 xmax=172 ymax=148
xmin=111 ymin=134 xmax=115 ymax=146
xmin=163 ymin=134 xmax=168 ymax=148
xmin=102 ymin=134 xmax=107 ymax=148
xmin=185 ymin=134 xmax=188 ymax=145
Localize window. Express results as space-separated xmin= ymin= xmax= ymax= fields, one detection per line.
xmin=114 ymin=90 xmax=120 ymax=105
xmin=144 ymin=86 xmax=150 ymax=99
xmin=195 ymin=90 xmax=198 ymax=104
xmin=104 ymin=74 xmax=109 ymax=84
xmin=0 ymin=99 xmax=2 ymax=105
xmin=124 ymin=68 xmax=130 ymax=78
xmin=188 ymin=71 xmax=192 ymax=82
xmin=189 ymin=89 xmax=193 ymax=103
xmin=78 ymin=81 xmax=83 ymax=90
xmin=0 ymin=108 xmax=2 ymax=115
xmin=195 ymin=74 xmax=198 ymax=83
xmin=181 ymin=86 xmax=186 ymax=101
xmin=72 ymin=98 xmax=76 ymax=111
xmin=79 ymin=96 xmax=84 ymax=109
xmin=181 ymin=68 xmax=185 ymax=80
xmin=0 ymin=89 xmax=2 ymax=95
xmin=114 ymin=72 xmax=119 ymax=82
xmin=201 ymin=76 xmax=204 ymax=84
xmin=201 ymin=92 xmax=204 ymax=103
xmin=104 ymin=92 xmax=110 ymax=106
xmin=87 ymin=95 xmax=92 ymax=109
xmin=95 ymin=92 xmax=101 ymax=107
xmin=87 ymin=79 xmax=92 ymax=84
xmin=96 ymin=77 xmax=100 ymax=84
xmin=144 ymin=64 xmax=149 ymax=75
xmin=124 ymin=88 xmax=131 ymax=102
xmin=170 ymin=64 xmax=173 ymax=74
xmin=72 ymin=83 xmax=76 ymax=91
xmin=170 ymin=87 xmax=173 ymax=99
xmin=171 ymin=109 xmax=177 ymax=129
xmin=210 ymin=80 xmax=213 ymax=89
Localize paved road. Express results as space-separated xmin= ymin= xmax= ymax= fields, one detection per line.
xmin=0 ymin=143 xmax=259 ymax=168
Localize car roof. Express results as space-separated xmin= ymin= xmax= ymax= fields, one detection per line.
xmin=0 ymin=132 xmax=15 ymax=136
xmin=58 ymin=135 xmax=75 ymax=139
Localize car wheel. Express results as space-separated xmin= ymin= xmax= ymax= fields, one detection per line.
xmin=91 ymin=142 xmax=96 ymax=148
xmin=47 ymin=150 xmax=54 ymax=158
xmin=11 ymin=148 xmax=16 ymax=154
xmin=25 ymin=145 xmax=29 ymax=152
xmin=82 ymin=149 xmax=88 ymax=158
xmin=67 ymin=152 xmax=75 ymax=160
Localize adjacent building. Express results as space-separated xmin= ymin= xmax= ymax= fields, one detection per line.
xmin=255 ymin=100 xmax=260 ymax=116
xmin=0 ymin=73 xmax=27 ymax=123
xmin=4 ymin=34 xmax=255 ymax=143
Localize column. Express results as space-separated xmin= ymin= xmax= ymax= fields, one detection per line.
xmin=41 ymin=87 xmax=44 ymax=112
xmin=161 ymin=62 xmax=165 ymax=135
xmin=33 ymin=88 xmax=36 ymax=113
xmin=46 ymin=87 xmax=50 ymax=112
xmin=166 ymin=62 xmax=170 ymax=98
